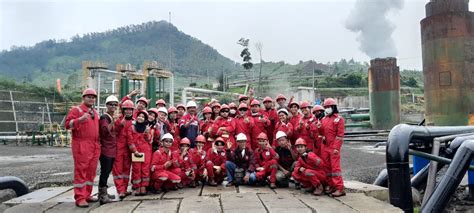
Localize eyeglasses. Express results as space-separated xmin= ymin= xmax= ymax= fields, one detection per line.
xmin=239 ymin=109 xmax=248 ymax=111
xmin=163 ymin=140 xmax=173 ymax=144
xmin=107 ymin=103 xmax=118 ymax=107
xmin=221 ymin=110 xmax=229 ymax=113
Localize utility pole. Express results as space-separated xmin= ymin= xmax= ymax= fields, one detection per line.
xmin=312 ymin=60 xmax=316 ymax=104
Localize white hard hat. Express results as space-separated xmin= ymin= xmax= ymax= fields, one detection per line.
xmin=161 ymin=133 xmax=174 ymax=141
xmin=158 ymin=107 xmax=168 ymax=115
xmin=186 ymin=101 xmax=197 ymax=108
xmin=276 ymin=131 xmax=287 ymax=140
xmin=105 ymin=95 xmax=119 ymax=104
xmin=236 ymin=133 xmax=247 ymax=141
xmin=277 ymin=108 xmax=289 ymax=115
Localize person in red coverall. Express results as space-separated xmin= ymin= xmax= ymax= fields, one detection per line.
xmin=253 ymin=133 xmax=279 ymax=189
xmin=211 ymin=102 xmax=221 ymax=120
xmin=234 ymin=103 xmax=254 ymax=150
xmin=175 ymin=138 xmax=197 ymax=188
xmin=295 ymin=101 xmax=316 ymax=152
xmin=112 ymin=100 xmax=134 ymax=199
xmin=262 ymin=97 xmax=278 ymax=143
xmin=320 ymin=98 xmax=346 ymax=197
xmin=176 ymin=104 xmax=186 ymax=121
xmin=250 ymin=100 xmax=270 ymax=150
xmin=273 ymin=108 xmax=293 ymax=146
xmin=199 ymin=106 xmax=214 ymax=151
xmin=150 ymin=133 xmax=181 ymax=193
xmin=288 ymin=101 xmax=301 ymax=144
xmin=205 ymin=138 xmax=227 ymax=186
xmin=65 ymin=88 xmax=100 ymax=208
xmin=155 ymin=99 xmax=166 ymax=108
xmin=228 ymin=102 xmax=238 ymax=118
xmin=192 ymin=135 xmax=209 ymax=185
xmin=210 ymin=104 xmax=236 ymax=149
xmin=127 ymin=110 xmax=152 ymax=196
xmin=310 ymin=105 xmax=325 ymax=156
xmin=292 ymin=138 xmax=326 ymax=196
xmin=120 ymin=90 xmax=149 ymax=119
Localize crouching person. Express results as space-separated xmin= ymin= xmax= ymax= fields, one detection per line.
xmin=205 ymin=137 xmax=227 ymax=186
xmin=127 ymin=110 xmax=152 ymax=196
xmin=292 ymin=138 xmax=326 ymax=196
xmin=274 ymin=131 xmax=298 ymax=187
xmin=254 ymin=133 xmax=279 ymax=189
xmin=225 ymin=133 xmax=257 ymax=187
xmin=175 ymin=138 xmax=197 ymax=188
xmin=192 ymin=135 xmax=208 ymax=185
xmin=150 ymin=133 xmax=181 ymax=193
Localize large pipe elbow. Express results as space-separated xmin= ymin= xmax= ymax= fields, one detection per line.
xmin=0 ymin=176 xmax=29 ymax=197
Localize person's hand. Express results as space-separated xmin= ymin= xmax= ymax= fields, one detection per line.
xmin=256 ymin=167 xmax=264 ymax=171
xmin=244 ymin=117 xmax=250 ymax=123
xmin=299 ymin=167 xmax=306 ymax=172
xmin=227 ymin=141 xmax=233 ymax=149
xmin=203 ymin=169 xmax=208 ymax=177
xmin=197 ymin=145 xmax=202 ymax=152
xmin=165 ymin=161 xmax=172 ymax=168
xmin=266 ymin=142 xmax=272 ymax=149
xmin=333 ymin=149 xmax=339 ymax=155
xmin=285 ymin=142 xmax=292 ymax=150
xmin=78 ymin=113 xmax=90 ymax=122
xmin=282 ymin=169 xmax=289 ymax=175
xmin=243 ymin=174 xmax=250 ymax=183
xmin=215 ymin=166 xmax=222 ymax=174
xmin=181 ymin=148 xmax=188 ymax=157
xmin=145 ymin=126 xmax=150 ymax=133
xmin=129 ymin=89 xmax=139 ymax=97
xmin=113 ymin=114 xmax=120 ymax=120
xmin=134 ymin=152 xmax=143 ymax=157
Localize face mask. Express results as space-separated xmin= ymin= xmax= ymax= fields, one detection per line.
xmin=324 ymin=107 xmax=333 ymax=115
xmin=230 ymin=109 xmax=236 ymax=114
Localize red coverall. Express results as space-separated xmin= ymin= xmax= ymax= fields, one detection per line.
xmin=65 ymin=104 xmax=100 ymax=204
xmin=262 ymin=108 xmax=278 ymax=144
xmin=176 ymin=149 xmax=197 ymax=186
xmin=234 ymin=115 xmax=254 ymax=149
xmin=320 ymin=113 xmax=345 ymax=191
xmin=273 ymin=121 xmax=294 ymax=146
xmin=211 ymin=117 xmax=236 ymax=148
xmin=112 ymin=116 xmax=133 ymax=195
xmin=253 ymin=147 xmax=279 ymax=184
xmin=292 ymin=152 xmax=326 ymax=188
xmin=191 ymin=149 xmax=208 ymax=182
xmin=151 ymin=148 xmax=182 ymax=190
xmin=199 ymin=119 xmax=214 ymax=151
xmin=288 ymin=113 xmax=302 ymax=143
xmin=250 ymin=113 xmax=271 ymax=150
xmin=127 ymin=126 xmax=152 ymax=189
xmin=310 ymin=118 xmax=323 ymax=156
xmin=295 ymin=114 xmax=316 ymax=151
xmin=168 ymin=120 xmax=181 ymax=151
xmin=205 ymin=149 xmax=227 ymax=183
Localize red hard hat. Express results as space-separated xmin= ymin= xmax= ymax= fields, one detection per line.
xmin=136 ymin=110 xmax=149 ymax=120
xmin=195 ymin=135 xmax=206 ymax=143
xmin=155 ymin=99 xmax=166 ymax=106
xmin=212 ymin=103 xmax=221 ymax=109
xmin=289 ymin=101 xmax=299 ymax=108
xmin=238 ymin=103 xmax=248 ymax=110
xmin=215 ymin=137 xmax=225 ymax=145
xmin=168 ymin=106 xmax=178 ymax=114
xmin=82 ymin=88 xmax=97 ymax=97
xmin=300 ymin=101 xmax=310 ymax=109
xmin=263 ymin=96 xmax=273 ymax=103
xmin=220 ymin=104 xmax=230 ymax=111
xmin=323 ymin=98 xmax=337 ymax=107
xmin=136 ymin=97 xmax=149 ymax=107
xmin=229 ymin=102 xmax=237 ymax=109
xmin=121 ymin=100 xmax=134 ymax=109
xmin=257 ymin=132 xmax=268 ymax=140
xmin=180 ymin=137 xmax=191 ymax=146
xmin=251 ymin=100 xmax=260 ymax=106
xmin=276 ymin=94 xmax=286 ymax=101
xmin=176 ymin=104 xmax=186 ymax=110
xmin=295 ymin=138 xmax=307 ymax=146
xmin=312 ymin=105 xmax=324 ymax=113
xmin=147 ymin=108 xmax=159 ymax=117
xmin=239 ymin=95 xmax=248 ymax=101
xmin=202 ymin=106 xmax=212 ymax=114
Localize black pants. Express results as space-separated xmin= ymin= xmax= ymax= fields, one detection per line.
xmin=99 ymin=155 xmax=115 ymax=188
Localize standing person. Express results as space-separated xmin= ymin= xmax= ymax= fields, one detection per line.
xmin=179 ymin=101 xmax=200 ymax=148
xmin=320 ymin=98 xmax=346 ymax=197
xmin=262 ymin=97 xmax=278 ymax=144
xmin=211 ymin=102 xmax=221 ymax=120
xmin=120 ymin=90 xmax=149 ymax=119
xmin=274 ymin=131 xmax=298 ymax=187
xmin=288 ymin=101 xmax=301 ymax=144
xmin=228 ymin=103 xmax=238 ymax=118
xmin=292 ymin=138 xmax=326 ymax=196
xmin=199 ymin=106 xmax=214 ymax=151
xmin=97 ymin=95 xmax=119 ymax=205
xmin=150 ymin=133 xmax=182 ymax=193
xmin=275 ymin=94 xmax=287 ymax=110
xmin=250 ymin=100 xmax=270 ymax=150
xmin=310 ymin=105 xmax=325 ymax=156
xmin=176 ymin=104 xmax=186 ymax=121
xmin=113 ymin=100 xmax=134 ymax=199
xmin=127 ymin=110 xmax=152 ymax=196
xmin=273 ymin=108 xmax=293 ymax=146
xmin=65 ymin=88 xmax=100 ymax=208
xmin=253 ymin=133 xmax=279 ymax=189
xmin=205 ymin=138 xmax=228 ymax=186
xmin=155 ymin=99 xmax=166 ymax=108
xmin=234 ymin=103 xmax=254 ymax=149
xmin=210 ymin=104 xmax=236 ymax=149
xmin=296 ymin=101 xmax=316 ymax=151
xmin=225 ymin=133 xmax=257 ymax=186
xmin=147 ymin=108 xmax=160 ymax=153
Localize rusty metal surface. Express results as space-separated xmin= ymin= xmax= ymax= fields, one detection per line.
xmin=421 ymin=0 xmax=474 ymax=126
xmin=368 ymin=58 xmax=400 ymax=92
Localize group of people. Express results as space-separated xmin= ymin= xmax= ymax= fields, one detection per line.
xmin=65 ymin=88 xmax=346 ymax=208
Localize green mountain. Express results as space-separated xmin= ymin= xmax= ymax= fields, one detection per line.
xmin=0 ymin=21 xmax=237 ymax=86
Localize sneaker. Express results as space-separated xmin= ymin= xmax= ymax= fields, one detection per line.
xmin=225 ymin=182 xmax=234 ymax=187
xmin=75 ymin=200 xmax=89 ymax=208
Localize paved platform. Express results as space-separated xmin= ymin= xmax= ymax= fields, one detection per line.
xmin=1 ymin=181 xmax=401 ymax=212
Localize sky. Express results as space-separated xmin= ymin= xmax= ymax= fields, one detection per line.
xmin=1 ymin=0 xmax=473 ymax=71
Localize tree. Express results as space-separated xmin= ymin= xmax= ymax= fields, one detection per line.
xmin=237 ymin=38 xmax=253 ymax=71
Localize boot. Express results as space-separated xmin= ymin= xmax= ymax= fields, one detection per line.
xmin=118 ymin=193 xmax=127 ymax=200
xmin=86 ymin=196 xmax=98 ymax=203
xmin=295 ymin=182 xmax=301 ymax=190
xmin=75 ymin=200 xmax=89 ymax=208
xmin=99 ymin=187 xmax=114 ymax=205
xmin=330 ymin=189 xmax=346 ymax=197
xmin=313 ymin=185 xmax=323 ymax=196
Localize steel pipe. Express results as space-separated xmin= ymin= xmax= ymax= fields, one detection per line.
xmin=0 ymin=176 xmax=29 ymax=197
